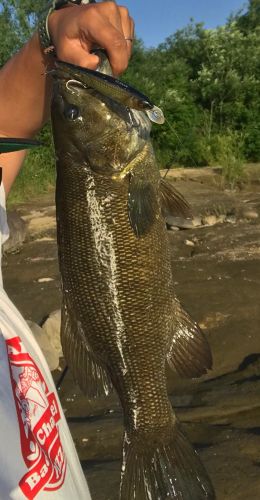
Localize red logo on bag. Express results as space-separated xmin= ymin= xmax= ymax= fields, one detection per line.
xmin=6 ymin=336 xmax=67 ymax=499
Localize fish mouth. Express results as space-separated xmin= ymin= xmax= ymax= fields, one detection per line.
xmin=54 ymin=60 xmax=154 ymax=112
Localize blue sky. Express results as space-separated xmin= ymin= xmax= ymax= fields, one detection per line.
xmin=123 ymin=0 xmax=248 ymax=47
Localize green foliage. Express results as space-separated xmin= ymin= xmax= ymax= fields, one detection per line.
xmin=124 ymin=2 xmax=260 ymax=169
xmin=192 ymin=23 xmax=260 ymax=131
xmin=124 ymin=39 xmax=206 ymax=167
xmin=232 ymin=0 xmax=260 ymax=33
xmin=8 ymin=125 xmax=55 ymax=205
xmin=209 ymin=130 xmax=245 ymax=189
xmin=1 ymin=0 xmax=260 ymax=200
xmin=0 ymin=0 xmax=42 ymax=64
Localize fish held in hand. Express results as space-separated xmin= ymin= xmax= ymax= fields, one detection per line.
xmin=51 ymin=61 xmax=214 ymax=499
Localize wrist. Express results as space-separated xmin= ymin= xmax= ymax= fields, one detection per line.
xmin=47 ymin=6 xmax=72 ymax=46
xmin=39 ymin=0 xmax=86 ymax=55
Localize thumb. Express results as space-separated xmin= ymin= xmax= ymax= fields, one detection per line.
xmin=54 ymin=38 xmax=100 ymax=68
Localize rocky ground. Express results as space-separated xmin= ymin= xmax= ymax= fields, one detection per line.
xmin=3 ymin=166 xmax=260 ymax=499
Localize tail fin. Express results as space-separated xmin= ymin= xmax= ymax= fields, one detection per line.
xmin=120 ymin=423 xmax=215 ymax=500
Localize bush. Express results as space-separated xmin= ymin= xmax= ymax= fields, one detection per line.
xmin=210 ymin=130 xmax=245 ymax=189
xmin=8 ymin=125 xmax=55 ymax=205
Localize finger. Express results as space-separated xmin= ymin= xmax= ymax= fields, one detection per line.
xmin=118 ymin=6 xmax=134 ymax=37
xmin=92 ymin=2 xmax=132 ymax=64
xmin=48 ymin=8 xmax=101 ymax=68
xmin=55 ymin=38 xmax=100 ymax=69
xmin=96 ymin=1 xmax=123 ymax=33
xmin=80 ymin=11 xmax=128 ymax=75
xmin=119 ymin=10 xmax=134 ymax=58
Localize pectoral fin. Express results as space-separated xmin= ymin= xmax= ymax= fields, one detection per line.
xmin=61 ymin=299 xmax=113 ymax=398
xmin=128 ymin=174 xmax=158 ymax=237
xmin=160 ymin=178 xmax=192 ymax=219
xmin=168 ymin=299 xmax=213 ymax=378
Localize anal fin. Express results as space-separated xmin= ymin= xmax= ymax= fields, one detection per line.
xmin=168 ymin=299 xmax=213 ymax=378
xmin=61 ymin=300 xmax=113 ymax=398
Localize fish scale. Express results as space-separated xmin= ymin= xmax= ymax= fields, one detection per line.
xmin=57 ymin=164 xmax=172 ymax=383
xmin=52 ymin=60 xmax=215 ymax=499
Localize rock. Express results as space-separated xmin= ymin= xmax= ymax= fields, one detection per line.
xmin=165 ymin=215 xmax=195 ymax=228
xmin=37 ymin=277 xmax=54 ymax=283
xmin=202 ymin=215 xmax=218 ymax=226
xmin=160 ymin=166 xmax=223 ymax=187
xmin=70 ymin=416 xmax=122 ymax=462
xmin=217 ymin=214 xmax=226 ymax=223
xmin=192 ymin=216 xmax=202 ymax=227
xmin=184 ymin=239 xmax=195 ymax=247
xmin=22 ymin=207 xmax=56 ymax=237
xmin=27 ymin=215 xmax=56 ymax=236
xmin=27 ymin=320 xmax=60 ymax=371
xmin=3 ymin=211 xmax=27 ymax=254
xmin=226 ymin=215 xmax=237 ymax=224
xmin=42 ymin=309 xmax=62 ymax=360
xmin=199 ymin=312 xmax=231 ymax=330
xmin=166 ymin=215 xmax=202 ymax=229
xmin=242 ymin=209 xmax=259 ymax=220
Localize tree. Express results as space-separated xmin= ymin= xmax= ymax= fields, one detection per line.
xmin=0 ymin=0 xmax=42 ymax=65
xmin=234 ymin=0 xmax=260 ymax=33
xmin=193 ymin=23 xmax=260 ymax=127
xmin=1 ymin=0 xmax=259 ymax=174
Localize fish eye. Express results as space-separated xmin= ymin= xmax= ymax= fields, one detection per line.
xmin=64 ymin=104 xmax=80 ymax=121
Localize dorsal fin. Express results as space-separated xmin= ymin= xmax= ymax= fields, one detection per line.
xmin=160 ymin=178 xmax=192 ymax=219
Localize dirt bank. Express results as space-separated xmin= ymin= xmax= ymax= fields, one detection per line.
xmin=3 ymin=167 xmax=260 ymax=499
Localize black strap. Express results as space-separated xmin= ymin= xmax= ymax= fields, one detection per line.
xmin=0 ymin=138 xmax=41 ymax=154
xmin=55 ymin=0 xmax=82 ymax=9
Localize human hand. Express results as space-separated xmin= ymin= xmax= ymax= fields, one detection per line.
xmin=48 ymin=1 xmax=134 ymax=75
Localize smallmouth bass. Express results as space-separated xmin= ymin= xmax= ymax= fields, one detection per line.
xmin=51 ymin=61 xmax=214 ymax=499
